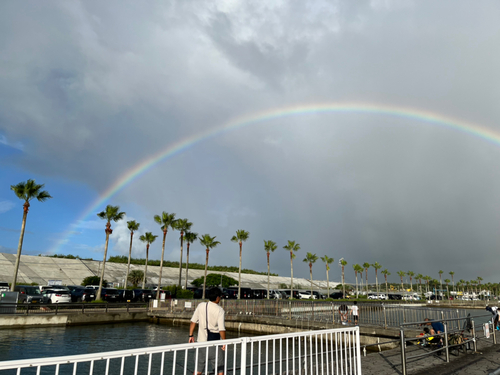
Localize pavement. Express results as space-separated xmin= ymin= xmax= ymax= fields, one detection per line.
xmin=362 ymin=339 xmax=500 ymax=375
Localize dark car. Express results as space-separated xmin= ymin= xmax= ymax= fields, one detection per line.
xmin=14 ymin=285 xmax=44 ymax=304
xmin=118 ymin=289 xmax=135 ymax=302
xmin=133 ymin=289 xmax=154 ymax=302
xmin=389 ymin=294 xmax=402 ymax=300
xmin=101 ymin=288 xmax=120 ymax=302
xmin=329 ymin=292 xmax=344 ymax=299
xmin=223 ymin=289 xmax=238 ymax=299
xmin=67 ymin=286 xmax=96 ymax=302
xmin=187 ymin=287 xmax=203 ymax=299
xmin=251 ymin=289 xmax=267 ymax=299
xmin=312 ymin=291 xmax=326 ymax=299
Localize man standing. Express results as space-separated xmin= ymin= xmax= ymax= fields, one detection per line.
xmin=189 ymin=288 xmax=226 ymax=375
xmin=351 ymin=301 xmax=359 ymax=325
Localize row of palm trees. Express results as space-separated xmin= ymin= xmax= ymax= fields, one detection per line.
xmin=8 ymin=179 xmax=490 ymax=301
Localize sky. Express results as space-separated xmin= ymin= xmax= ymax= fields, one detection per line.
xmin=1 ymin=1 xmax=500 ymax=286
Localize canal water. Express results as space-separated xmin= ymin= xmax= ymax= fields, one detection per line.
xmin=0 ymin=322 xmax=249 ymax=362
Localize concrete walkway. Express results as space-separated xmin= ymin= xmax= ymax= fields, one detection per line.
xmin=362 ymin=340 xmax=500 ymax=375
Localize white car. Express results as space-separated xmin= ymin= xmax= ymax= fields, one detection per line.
xmin=42 ymin=289 xmax=72 ymax=304
xmin=298 ymin=291 xmax=317 ymax=299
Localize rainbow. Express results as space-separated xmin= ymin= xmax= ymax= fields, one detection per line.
xmin=50 ymin=102 xmax=500 ymax=253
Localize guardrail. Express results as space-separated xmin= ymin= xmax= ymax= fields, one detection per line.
xmin=0 ymin=326 xmax=362 ymax=375
xmin=399 ymin=313 xmax=496 ymax=375
xmin=150 ymin=299 xmax=468 ymax=329
xmin=0 ymin=302 xmax=148 ymax=315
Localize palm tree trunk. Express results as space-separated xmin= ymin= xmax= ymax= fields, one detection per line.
xmin=267 ymin=252 xmax=270 ymax=300
xmin=178 ymin=232 xmax=184 ymax=288
xmin=184 ymin=243 xmax=190 ymax=291
xmin=365 ymin=270 xmax=368 ymax=293
xmin=125 ymin=231 xmax=134 ymax=288
xmin=143 ymin=244 xmax=149 ymax=289
xmin=11 ymin=203 xmax=28 ymax=291
xmin=202 ymin=249 xmax=209 ymax=299
xmin=385 ymin=276 xmax=388 ymax=294
xmin=342 ymin=266 xmax=345 ymax=297
xmin=401 ymin=278 xmax=403 ymax=291
xmin=97 ymin=227 xmax=111 ymax=300
xmin=238 ymin=242 xmax=242 ymax=300
xmin=156 ymin=230 xmax=167 ymax=301
xmin=326 ymin=266 xmax=330 ymax=297
xmin=355 ymin=272 xmax=358 ymax=298
xmin=309 ymin=264 xmax=313 ymax=297
xmin=290 ymin=252 xmax=294 ymax=299
xmin=375 ymin=270 xmax=379 ymax=295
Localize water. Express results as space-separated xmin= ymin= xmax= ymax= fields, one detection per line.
xmin=0 ymin=322 xmax=247 ymax=362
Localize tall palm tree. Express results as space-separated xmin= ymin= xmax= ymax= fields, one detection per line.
xmin=449 ymin=271 xmax=455 ymax=292
xmin=139 ymin=232 xmax=158 ymax=289
xmin=283 ymin=241 xmax=300 ymax=299
xmin=424 ymin=276 xmax=431 ymax=294
xmin=175 ymin=218 xmax=192 ymax=288
xmin=397 ymin=271 xmax=406 ymax=291
xmin=183 ymin=231 xmax=198 ymax=290
xmin=153 ymin=212 xmax=177 ymax=300
xmin=353 ymin=264 xmax=360 ymax=298
xmin=125 ymin=220 xmax=140 ymax=288
xmin=96 ymin=205 xmax=125 ymax=299
xmin=444 ymin=279 xmax=450 ymax=299
xmin=10 ymin=179 xmax=52 ymax=291
xmin=264 ymin=240 xmax=277 ymax=299
xmin=199 ymin=234 xmax=221 ymax=299
xmin=459 ymin=279 xmax=465 ymax=294
xmin=381 ymin=269 xmax=390 ymax=294
xmin=303 ymin=252 xmax=318 ymax=296
xmin=477 ymin=276 xmax=483 ymax=298
xmin=231 ymin=229 xmax=250 ymax=299
xmin=321 ymin=255 xmax=334 ymax=297
xmin=416 ymin=274 xmax=423 ymax=294
xmin=438 ymin=270 xmax=444 ymax=292
xmin=339 ymin=258 xmax=348 ymax=297
xmin=407 ymin=271 xmax=415 ymax=292
xmin=363 ymin=263 xmax=371 ymax=293
xmin=372 ymin=262 xmax=382 ymax=295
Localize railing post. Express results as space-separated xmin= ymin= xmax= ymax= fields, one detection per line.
xmin=493 ymin=320 xmax=497 ymax=345
xmin=289 ymin=301 xmax=292 ymax=320
xmin=55 ymin=303 xmax=58 ymax=315
xmin=240 ymin=336 xmax=248 ymax=375
xmin=471 ymin=318 xmax=477 ymax=352
xmin=443 ymin=322 xmax=449 ymax=362
xmin=82 ymin=303 xmax=84 ymax=314
xmin=127 ymin=303 xmax=129 ymax=313
xmin=383 ymin=305 xmax=387 ymax=328
xmin=332 ymin=302 xmax=334 ymax=324
xmin=25 ymin=304 xmax=29 ymax=316
xmin=105 ymin=303 xmax=108 ymax=313
xmin=400 ymin=327 xmax=407 ymax=375
xmin=403 ymin=307 xmax=406 ymax=323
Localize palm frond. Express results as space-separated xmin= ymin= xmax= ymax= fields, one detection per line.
xmin=127 ymin=220 xmax=140 ymax=232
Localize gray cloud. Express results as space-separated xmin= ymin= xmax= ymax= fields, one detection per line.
xmin=2 ymin=1 xmax=500 ymax=283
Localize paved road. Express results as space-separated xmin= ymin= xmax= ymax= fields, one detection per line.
xmin=362 ymin=340 xmax=500 ymax=375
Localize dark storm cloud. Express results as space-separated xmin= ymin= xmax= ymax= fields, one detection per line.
xmin=1 ymin=1 xmax=500 ymax=283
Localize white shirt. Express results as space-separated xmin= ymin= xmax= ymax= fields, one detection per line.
xmin=351 ymin=305 xmax=359 ymax=316
xmin=190 ymin=301 xmax=226 ymax=342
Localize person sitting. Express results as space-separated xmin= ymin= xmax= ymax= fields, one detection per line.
xmin=416 ymin=327 xmax=436 ymax=347
xmin=424 ymin=318 xmax=444 ymax=348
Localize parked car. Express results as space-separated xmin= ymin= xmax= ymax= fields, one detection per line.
xmin=187 ymin=287 xmax=203 ymax=299
xmin=312 ymin=291 xmax=326 ymax=299
xmin=329 ymin=292 xmax=344 ymax=299
xmin=251 ymin=289 xmax=267 ymax=299
xmin=223 ymin=288 xmax=238 ymax=299
xmin=118 ymin=289 xmax=135 ymax=302
xmin=269 ymin=290 xmax=282 ymax=299
xmin=39 ymin=285 xmax=69 ymax=293
xmin=13 ymin=285 xmax=44 ymax=304
xmin=67 ymin=286 xmax=96 ymax=302
xmin=0 ymin=282 xmax=9 ymax=292
xmin=133 ymin=289 xmax=154 ymax=302
xmin=42 ymin=289 xmax=72 ymax=304
xmin=298 ymin=291 xmax=316 ymax=299
xmin=101 ymin=288 xmax=120 ymax=302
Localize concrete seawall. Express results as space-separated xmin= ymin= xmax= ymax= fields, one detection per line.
xmin=0 ymin=312 xmax=149 ymax=328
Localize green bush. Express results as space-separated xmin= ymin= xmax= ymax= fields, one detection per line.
xmin=164 ymin=285 xmax=194 ymax=299
xmin=81 ymin=276 xmax=107 ymax=286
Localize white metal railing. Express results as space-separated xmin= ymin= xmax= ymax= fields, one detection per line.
xmin=0 ymin=327 xmax=361 ymax=375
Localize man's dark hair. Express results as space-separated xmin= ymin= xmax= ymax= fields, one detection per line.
xmin=207 ymin=288 xmax=223 ymax=302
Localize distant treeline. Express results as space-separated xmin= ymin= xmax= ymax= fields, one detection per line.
xmin=45 ymin=254 xmax=277 ymax=276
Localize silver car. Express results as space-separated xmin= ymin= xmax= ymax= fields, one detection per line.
xmin=14 ymin=285 xmax=44 ymax=304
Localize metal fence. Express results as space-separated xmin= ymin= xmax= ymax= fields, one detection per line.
xmin=0 ymin=327 xmax=362 ymax=375
xmin=399 ymin=313 xmax=496 ymax=375
xmin=151 ymin=300 xmax=468 ymax=329
xmin=0 ymin=302 xmax=148 ymax=315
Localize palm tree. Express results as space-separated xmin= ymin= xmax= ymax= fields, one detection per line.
xmin=416 ymin=274 xmax=423 ymax=294
xmin=183 ymin=231 xmax=198 ymax=290
xmin=264 ymin=240 xmax=277 ymax=299
xmin=139 ymin=232 xmax=158 ymax=289
xmin=381 ymin=269 xmax=390 ymax=294
xmin=339 ymin=258 xmax=348 ymax=297
xmin=438 ymin=270 xmax=444 ymax=292
xmin=363 ymin=263 xmax=370 ymax=293
xmin=321 ymin=255 xmax=334 ymax=297
xmin=128 ymin=270 xmax=144 ymax=288
xmin=303 ymin=252 xmax=318 ymax=296
xmin=153 ymin=212 xmax=177 ymax=300
xmin=372 ymin=262 xmax=382 ymax=295
xmin=477 ymin=276 xmax=483 ymax=298
xmin=175 ymin=218 xmax=193 ymax=288
xmin=125 ymin=220 xmax=140 ymax=288
xmin=444 ymin=279 xmax=450 ymax=299
xmin=199 ymin=234 xmax=221 ymax=299
xmin=353 ymin=264 xmax=360 ymax=298
xmin=423 ymin=276 xmax=431 ymax=294
xmin=407 ymin=271 xmax=415 ymax=292
xmin=283 ymin=241 xmax=300 ymax=299
xmin=231 ymin=229 xmax=250 ymax=299
xmin=397 ymin=271 xmax=405 ymax=291
xmin=449 ymin=271 xmax=455 ymax=292
xmin=96 ymin=205 xmax=125 ymax=299
xmin=10 ymin=179 xmax=52 ymax=291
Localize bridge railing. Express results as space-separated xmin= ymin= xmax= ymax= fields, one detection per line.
xmin=150 ymin=299 xmax=468 ymax=329
xmin=0 ymin=327 xmax=362 ymax=375
xmin=0 ymin=302 xmax=148 ymax=315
